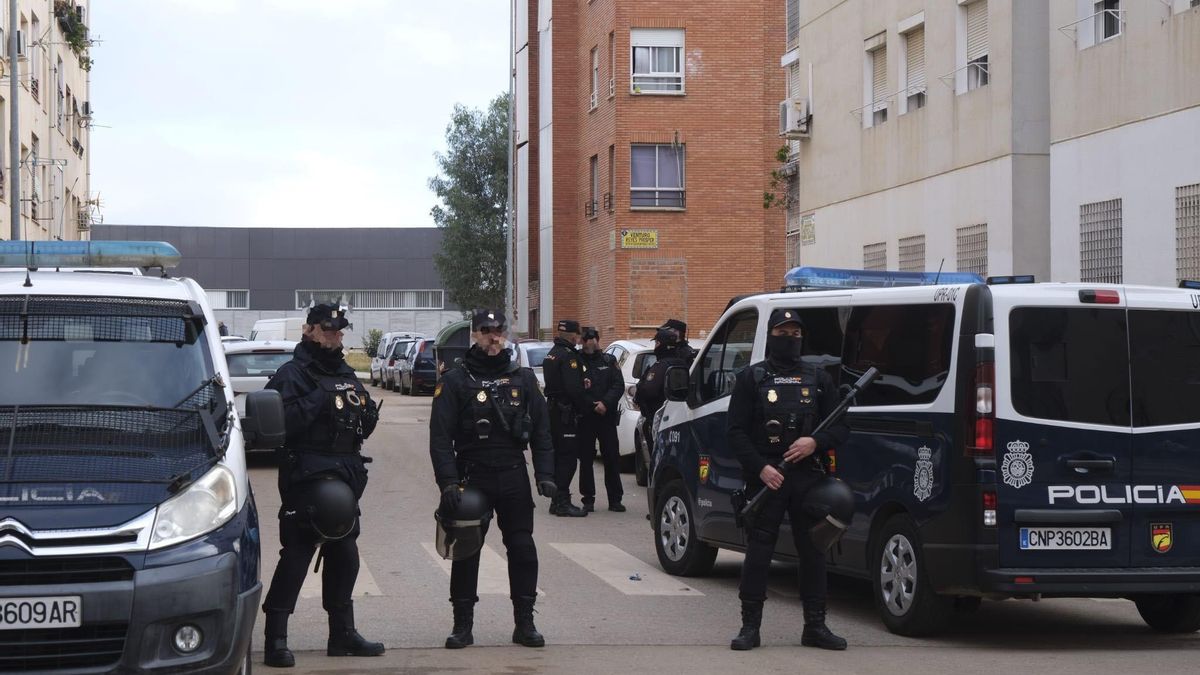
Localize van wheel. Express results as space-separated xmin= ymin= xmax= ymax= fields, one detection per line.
xmin=1135 ymin=594 xmax=1200 ymax=633
xmin=872 ymin=514 xmax=952 ymax=636
xmin=653 ymin=479 xmax=716 ymax=577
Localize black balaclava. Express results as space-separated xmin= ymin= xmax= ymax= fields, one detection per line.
xmin=465 ymin=343 xmax=514 ymax=375
xmin=302 ymin=335 xmax=344 ymax=369
xmin=766 ymin=334 xmax=803 ymax=369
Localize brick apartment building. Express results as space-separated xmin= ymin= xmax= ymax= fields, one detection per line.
xmin=508 ymin=0 xmax=786 ymax=341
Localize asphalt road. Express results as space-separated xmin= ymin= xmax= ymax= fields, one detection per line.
xmin=246 ymin=385 xmax=1200 ymax=673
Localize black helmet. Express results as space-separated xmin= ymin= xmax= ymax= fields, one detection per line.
xmin=303 ymin=477 xmax=358 ymax=541
xmin=802 ymin=476 xmax=856 ymax=551
xmin=435 ymin=485 xmax=492 ymax=561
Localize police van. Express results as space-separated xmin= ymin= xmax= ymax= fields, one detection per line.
xmin=648 ymin=267 xmax=1200 ymax=636
xmin=0 ymin=241 xmax=284 ymax=673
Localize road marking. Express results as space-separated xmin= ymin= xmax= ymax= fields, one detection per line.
xmin=549 ymin=543 xmax=703 ymax=596
xmin=299 ymin=557 xmax=382 ymax=598
xmin=422 ymin=542 xmax=544 ymax=596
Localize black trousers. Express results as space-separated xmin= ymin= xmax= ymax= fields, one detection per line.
xmin=451 ymin=465 xmax=539 ymax=601
xmin=263 ymin=511 xmax=361 ymax=615
xmin=738 ymin=468 xmax=826 ymax=607
xmin=577 ymin=417 xmax=623 ymax=504
xmin=549 ymin=404 xmax=580 ymax=495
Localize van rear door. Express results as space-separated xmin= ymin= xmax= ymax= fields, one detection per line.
xmin=995 ymin=288 xmax=1132 ymax=568
xmin=1126 ymin=287 xmax=1200 ymax=567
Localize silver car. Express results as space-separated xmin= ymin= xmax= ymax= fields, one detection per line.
xmin=223 ymin=340 xmax=298 ymax=419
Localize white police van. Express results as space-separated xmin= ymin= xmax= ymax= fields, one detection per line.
xmin=0 ymin=241 xmax=284 ymax=673
xmin=649 ymin=267 xmax=1200 ymax=636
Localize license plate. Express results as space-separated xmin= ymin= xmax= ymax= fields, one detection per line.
xmin=1019 ymin=527 xmax=1112 ymax=550
xmin=0 ymin=596 xmax=83 ymax=630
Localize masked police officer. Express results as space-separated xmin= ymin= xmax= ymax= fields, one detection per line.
xmin=727 ymin=309 xmax=850 ymax=651
xmin=541 ymin=319 xmax=588 ymax=517
xmin=633 ymin=320 xmax=691 ymax=454
xmin=261 ymin=304 xmax=384 ymax=668
xmin=577 ymin=327 xmax=625 ymax=512
xmin=429 ymin=309 xmax=556 ymax=649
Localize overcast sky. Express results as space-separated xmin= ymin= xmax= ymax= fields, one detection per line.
xmin=90 ymin=0 xmax=508 ymax=228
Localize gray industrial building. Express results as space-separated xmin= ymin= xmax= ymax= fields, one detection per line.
xmin=93 ymin=225 xmax=463 ymax=348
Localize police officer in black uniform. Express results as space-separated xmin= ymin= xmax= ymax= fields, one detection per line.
xmin=429 ymin=309 xmax=555 ymax=648
xmin=261 ymin=304 xmax=385 ymax=668
xmin=540 ymin=319 xmax=588 ymax=517
xmin=576 ymin=327 xmax=626 ymax=512
xmin=727 ymin=309 xmax=850 ymax=651
xmin=633 ymin=319 xmax=693 ymax=452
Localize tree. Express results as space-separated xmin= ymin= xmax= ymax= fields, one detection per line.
xmin=430 ymin=94 xmax=509 ymax=313
xmin=362 ymin=328 xmax=383 ymax=357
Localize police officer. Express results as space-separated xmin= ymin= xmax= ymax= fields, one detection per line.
xmin=633 ymin=320 xmax=691 ymax=452
xmin=576 ymin=327 xmax=626 ymax=512
xmin=727 ymin=309 xmax=850 ymax=651
xmin=659 ymin=318 xmax=698 ymax=366
xmin=261 ymin=304 xmax=385 ymax=668
xmin=540 ymin=319 xmax=588 ymax=517
xmin=429 ymin=309 xmax=555 ymax=648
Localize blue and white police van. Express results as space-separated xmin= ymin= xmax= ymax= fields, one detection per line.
xmin=0 ymin=241 xmax=284 ymax=673
xmin=648 ymin=267 xmax=1200 ymax=636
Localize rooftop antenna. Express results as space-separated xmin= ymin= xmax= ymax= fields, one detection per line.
xmin=933 ymin=258 xmax=946 ymax=285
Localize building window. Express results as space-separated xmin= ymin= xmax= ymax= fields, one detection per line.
xmin=863 ymin=241 xmax=887 ymax=271
xmin=900 ymin=24 xmax=926 ymax=113
xmin=1080 ymin=199 xmax=1122 ymax=283
xmin=1177 ymin=184 xmax=1200 ymax=284
xmin=590 ymin=47 xmax=599 ymax=110
xmin=863 ymin=33 xmax=888 ymax=128
xmin=606 ymin=144 xmax=615 ymax=211
xmin=608 ymin=32 xmax=616 ymax=98
xmin=587 ymin=155 xmax=599 ymax=219
xmin=631 ymin=143 xmax=684 ymax=209
xmin=1095 ymin=0 xmax=1121 ymax=43
xmin=786 ymin=0 xmax=800 ymax=47
xmin=206 ymin=290 xmax=250 ymax=310
xmin=631 ymin=28 xmax=684 ymax=94
xmin=899 ymin=235 xmax=926 ymax=272
xmin=957 ymin=223 xmax=988 ymax=276
xmin=296 ymin=290 xmax=445 ymax=311
xmin=964 ymin=0 xmax=989 ymax=91
xmin=785 ymin=180 xmax=802 ymax=269
xmin=55 ymin=56 xmax=64 ymax=131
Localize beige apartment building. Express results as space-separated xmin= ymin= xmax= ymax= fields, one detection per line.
xmin=781 ymin=0 xmax=1200 ymax=284
xmin=0 ymin=0 xmax=92 ymax=242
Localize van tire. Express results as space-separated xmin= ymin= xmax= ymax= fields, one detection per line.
xmin=1135 ymin=594 xmax=1200 ymax=633
xmin=653 ymin=479 xmax=716 ymax=577
xmin=871 ymin=514 xmax=952 ymax=636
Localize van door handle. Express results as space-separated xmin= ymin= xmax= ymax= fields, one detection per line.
xmin=1062 ymin=455 xmax=1115 ymax=473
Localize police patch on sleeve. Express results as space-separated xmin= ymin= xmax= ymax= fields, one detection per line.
xmin=433 ymin=383 xmax=443 ymax=398
xmin=570 ymin=359 xmax=578 ymax=369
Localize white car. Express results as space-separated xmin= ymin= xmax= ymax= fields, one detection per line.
xmin=224 ymin=340 xmax=298 ymax=418
xmin=512 ymin=340 xmax=554 ymax=388
xmin=221 ymin=335 xmax=247 ymax=344
xmin=603 ymin=338 xmax=656 ymax=484
xmin=371 ymin=331 xmax=423 ymax=387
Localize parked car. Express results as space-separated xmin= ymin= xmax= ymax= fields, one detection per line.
xmin=224 ymin=340 xmax=298 ymax=419
xmin=512 ymin=339 xmax=554 ymax=388
xmin=370 ymin=332 xmax=423 ymax=386
xmin=249 ymin=317 xmax=304 ymax=342
xmin=401 ymin=338 xmax=439 ymax=395
xmin=383 ymin=338 xmax=418 ymax=391
xmin=603 ymin=339 xmax=656 ymax=484
xmin=221 ymin=335 xmax=247 ymax=344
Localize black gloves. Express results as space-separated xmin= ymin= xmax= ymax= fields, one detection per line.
xmin=440 ymin=484 xmax=462 ymax=513
xmin=536 ymin=480 xmax=558 ymax=500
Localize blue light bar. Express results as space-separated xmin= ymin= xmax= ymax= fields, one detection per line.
xmin=784 ymin=266 xmax=984 ymax=291
xmin=0 ymin=241 xmax=181 ymax=269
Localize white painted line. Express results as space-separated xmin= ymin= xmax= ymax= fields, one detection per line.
xmin=421 ymin=542 xmax=545 ymax=596
xmin=549 ymin=543 xmax=703 ymax=596
xmin=299 ymin=556 xmax=382 ymax=598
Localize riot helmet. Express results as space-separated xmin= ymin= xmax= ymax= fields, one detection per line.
xmin=303 ymin=476 xmax=358 ymax=541
xmin=434 ymin=485 xmax=493 ymax=561
xmin=801 ymin=476 xmax=856 ymax=551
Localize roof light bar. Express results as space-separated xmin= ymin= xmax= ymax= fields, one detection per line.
xmin=784 ymin=266 xmax=983 ymax=291
xmin=986 ymin=275 xmax=1036 ymax=285
xmin=0 ymin=241 xmax=181 ymax=270
xmin=1179 ymin=280 xmax=1200 ymax=290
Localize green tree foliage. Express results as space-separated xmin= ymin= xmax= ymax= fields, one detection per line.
xmin=362 ymin=328 xmax=383 ymax=357
xmin=429 ymin=94 xmax=509 ymax=313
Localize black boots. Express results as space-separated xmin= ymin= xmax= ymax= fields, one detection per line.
xmin=608 ymin=501 xmax=627 ymax=512
xmin=801 ymin=602 xmax=847 ymax=651
xmin=511 ymin=596 xmax=545 ymax=647
xmin=730 ymin=600 xmax=763 ymax=650
xmin=326 ymin=604 xmax=386 ymax=657
xmin=581 ymin=497 xmax=596 ymax=513
xmin=445 ymin=599 xmax=475 ymax=649
xmin=263 ymin=611 xmax=295 ymax=668
xmin=553 ymin=493 xmax=587 ymax=517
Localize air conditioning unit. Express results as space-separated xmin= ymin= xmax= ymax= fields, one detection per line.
xmin=778 ymin=98 xmax=811 ymax=139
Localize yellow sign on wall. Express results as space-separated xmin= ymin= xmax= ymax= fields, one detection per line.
xmin=620 ymin=229 xmax=658 ymax=249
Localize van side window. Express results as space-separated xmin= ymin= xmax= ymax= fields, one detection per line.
xmin=697 ymin=310 xmax=758 ymax=404
xmin=842 ymin=304 xmax=955 ymax=406
xmin=797 ymin=306 xmax=847 ymax=382
xmin=1009 ymin=307 xmax=1130 ymax=426
xmin=1130 ymin=310 xmax=1200 ymax=427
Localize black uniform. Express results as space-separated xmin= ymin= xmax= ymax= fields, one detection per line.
xmin=541 ymin=337 xmax=589 ymax=497
xmin=262 ymin=340 xmax=378 ymax=627
xmin=727 ymin=359 xmax=848 ymax=607
xmin=633 ymin=341 xmax=690 ymax=448
xmin=577 ymin=349 xmax=625 ymax=508
xmin=429 ymin=345 xmax=554 ymax=601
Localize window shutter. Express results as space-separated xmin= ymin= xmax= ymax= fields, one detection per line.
xmin=966 ymin=0 xmax=988 ymax=60
xmin=906 ymin=27 xmax=925 ymax=91
xmin=871 ymin=47 xmax=887 ymax=106
xmin=630 ymin=28 xmax=684 ymax=48
xmin=786 ymin=0 xmax=800 ymax=46
xmin=788 ymin=62 xmax=801 ymax=100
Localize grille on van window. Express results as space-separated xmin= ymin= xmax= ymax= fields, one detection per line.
xmin=0 ymin=623 xmax=128 ymax=672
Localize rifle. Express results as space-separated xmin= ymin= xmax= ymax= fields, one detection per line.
xmin=738 ymin=367 xmax=879 ymax=524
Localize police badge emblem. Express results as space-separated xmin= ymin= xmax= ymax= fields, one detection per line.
xmin=1152 ymin=523 xmax=1173 ymax=553
xmin=913 ymin=446 xmax=934 ymax=502
xmin=476 ymin=391 xmax=488 ymax=403
xmin=801 ymin=387 xmax=810 ymax=397
xmin=699 ymin=457 xmax=710 ymax=484
xmin=1001 ymin=440 xmax=1034 ymax=489
xmin=767 ymin=389 xmax=778 ymax=403
xmin=334 ymin=395 xmax=344 ymax=410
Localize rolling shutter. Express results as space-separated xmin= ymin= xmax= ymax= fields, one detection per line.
xmin=906 ymin=26 xmax=925 ymax=91
xmin=966 ymin=0 xmax=988 ymax=60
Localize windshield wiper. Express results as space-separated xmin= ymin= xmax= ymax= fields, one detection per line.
xmin=173 ymin=373 xmax=225 ymax=409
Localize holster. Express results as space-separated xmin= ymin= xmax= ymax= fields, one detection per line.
xmin=731 ymin=489 xmax=748 ymax=529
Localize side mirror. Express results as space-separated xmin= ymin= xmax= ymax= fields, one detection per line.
xmin=243 ymin=389 xmax=286 ymax=450
xmin=665 ymin=366 xmax=690 ymax=402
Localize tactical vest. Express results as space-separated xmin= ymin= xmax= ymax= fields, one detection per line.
xmin=454 ymin=365 xmax=534 ymax=466
xmin=309 ymin=368 xmax=371 ymax=454
xmin=749 ymin=364 xmax=820 ymax=461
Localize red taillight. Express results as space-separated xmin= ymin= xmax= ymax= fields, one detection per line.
xmin=1014 ymin=576 xmax=1035 ymax=584
xmin=983 ymin=490 xmax=997 ymax=527
xmin=1079 ymin=289 xmax=1120 ymax=304
xmin=388 ymin=358 xmax=395 ymax=367
xmin=967 ymin=360 xmax=995 ymax=457
xmin=982 ymin=491 xmax=997 ymax=510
